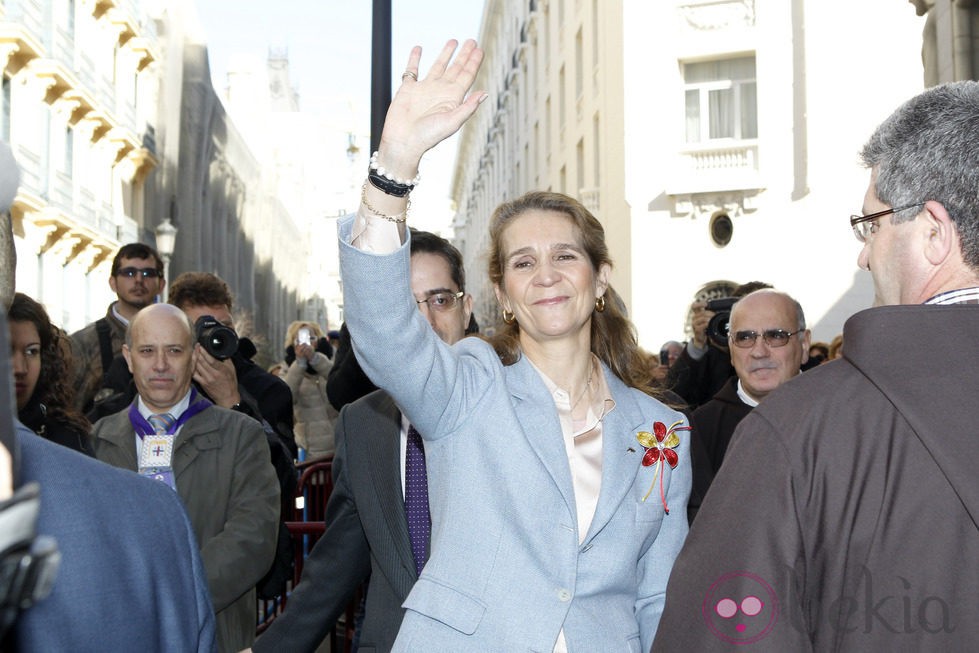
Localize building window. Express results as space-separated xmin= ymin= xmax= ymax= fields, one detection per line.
xmin=64 ymin=126 xmax=74 ymax=176
xmin=575 ymin=28 xmax=583 ymax=99
xmin=683 ymin=56 xmax=757 ymax=143
xmin=2 ymin=76 xmax=10 ymax=142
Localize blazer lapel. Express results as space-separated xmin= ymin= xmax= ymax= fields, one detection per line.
xmin=582 ymin=370 xmax=649 ymax=545
xmin=365 ymin=394 xmax=417 ymax=580
xmin=505 ymin=358 xmax=577 ymax=520
xmin=97 ymin=410 xmax=139 ymax=471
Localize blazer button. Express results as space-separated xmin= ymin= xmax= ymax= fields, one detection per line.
xmin=557 ymin=588 xmax=572 ymax=602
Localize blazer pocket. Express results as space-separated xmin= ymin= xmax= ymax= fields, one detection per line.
xmin=635 ymin=501 xmax=666 ymax=525
xmin=403 ymin=576 xmax=486 ymax=635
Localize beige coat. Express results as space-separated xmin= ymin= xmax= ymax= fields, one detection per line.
xmin=284 ymin=352 xmax=338 ymax=459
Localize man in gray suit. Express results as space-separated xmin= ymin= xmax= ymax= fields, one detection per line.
xmin=251 ymin=230 xmax=473 ymax=653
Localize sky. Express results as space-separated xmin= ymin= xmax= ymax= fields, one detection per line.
xmin=194 ymin=0 xmax=484 ymax=234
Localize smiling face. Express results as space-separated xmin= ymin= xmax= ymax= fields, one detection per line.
xmin=9 ymin=319 xmax=41 ymax=410
xmin=123 ymin=304 xmax=194 ymax=413
xmin=493 ymin=209 xmax=610 ymax=349
xmin=728 ymin=291 xmax=809 ymax=403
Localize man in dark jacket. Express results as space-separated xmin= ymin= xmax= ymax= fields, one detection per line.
xmin=687 ymin=289 xmax=808 ymax=521
xmin=252 ymin=229 xmax=474 ymax=653
xmin=655 ymin=82 xmax=979 ymax=651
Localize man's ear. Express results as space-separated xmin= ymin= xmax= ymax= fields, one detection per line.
xmin=462 ymin=293 xmax=474 ymax=330
xmin=922 ymin=200 xmax=957 ymax=266
xmin=800 ymin=329 xmax=812 ymax=366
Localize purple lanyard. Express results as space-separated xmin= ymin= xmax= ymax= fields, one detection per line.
xmin=128 ymin=388 xmax=212 ymax=439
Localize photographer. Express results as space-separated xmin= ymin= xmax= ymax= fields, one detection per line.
xmin=668 ymin=281 xmax=772 ymax=409
xmin=167 ymin=273 xmax=296 ymax=456
xmin=168 ymin=272 xmax=298 ymax=603
xmin=282 ymin=321 xmax=337 ymax=460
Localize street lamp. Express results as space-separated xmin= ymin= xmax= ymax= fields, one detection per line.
xmin=154 ymin=217 xmax=177 ymax=301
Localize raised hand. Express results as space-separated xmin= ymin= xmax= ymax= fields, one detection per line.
xmin=377 ymin=39 xmax=486 ymax=179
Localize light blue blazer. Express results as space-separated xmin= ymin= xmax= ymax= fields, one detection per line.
xmin=339 ymin=217 xmax=691 ymax=653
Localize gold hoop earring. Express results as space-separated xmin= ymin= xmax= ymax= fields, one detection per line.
xmin=595 ymin=296 xmax=606 ymax=313
xmin=502 ymin=309 xmax=515 ymax=324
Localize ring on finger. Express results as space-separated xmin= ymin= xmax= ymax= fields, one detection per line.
xmin=402 ymin=70 xmax=418 ymax=82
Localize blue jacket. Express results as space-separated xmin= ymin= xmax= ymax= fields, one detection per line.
xmin=12 ymin=422 xmax=215 ymax=652
xmin=339 ymin=218 xmax=691 ymax=652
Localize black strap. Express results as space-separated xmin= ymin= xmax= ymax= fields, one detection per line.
xmin=95 ymin=318 xmax=114 ymax=385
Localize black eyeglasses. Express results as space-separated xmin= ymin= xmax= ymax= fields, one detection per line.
xmin=116 ymin=267 xmax=162 ymax=279
xmin=849 ymin=202 xmax=924 ymax=243
xmin=415 ymin=291 xmax=464 ymax=312
xmin=730 ymin=329 xmax=803 ymax=349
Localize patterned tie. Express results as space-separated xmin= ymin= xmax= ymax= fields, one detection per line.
xmin=147 ymin=412 xmax=176 ymax=434
xmin=405 ymin=425 xmax=431 ymax=576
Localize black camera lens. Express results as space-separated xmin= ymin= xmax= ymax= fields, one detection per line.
xmin=194 ymin=315 xmax=239 ymax=361
xmin=705 ymin=297 xmax=738 ymax=349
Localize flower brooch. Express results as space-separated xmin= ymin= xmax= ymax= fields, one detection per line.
xmin=636 ymin=419 xmax=690 ymax=513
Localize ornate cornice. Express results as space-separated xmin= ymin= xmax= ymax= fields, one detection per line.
xmin=678 ymin=0 xmax=756 ymax=31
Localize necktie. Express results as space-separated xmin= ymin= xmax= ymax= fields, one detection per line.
xmin=147 ymin=412 xmax=176 ymax=434
xmin=405 ymin=425 xmax=430 ymax=576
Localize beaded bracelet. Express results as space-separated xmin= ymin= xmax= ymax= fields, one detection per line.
xmin=361 ymin=182 xmax=409 ymax=224
xmin=368 ymin=151 xmax=420 ymax=197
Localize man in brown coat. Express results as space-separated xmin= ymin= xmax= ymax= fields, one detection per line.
xmin=93 ymin=303 xmax=279 ymax=653
xmin=654 ymin=82 xmax=979 ymax=651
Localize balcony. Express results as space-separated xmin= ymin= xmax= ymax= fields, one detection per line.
xmin=666 ymin=140 xmax=761 ymax=196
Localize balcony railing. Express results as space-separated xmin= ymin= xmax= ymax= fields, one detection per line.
xmin=668 ymin=140 xmax=761 ymax=194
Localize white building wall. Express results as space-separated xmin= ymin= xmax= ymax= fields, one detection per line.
xmin=624 ymin=0 xmax=925 ymax=347
xmin=452 ymin=0 xmax=926 ymax=347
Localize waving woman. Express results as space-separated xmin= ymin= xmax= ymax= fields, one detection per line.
xmin=339 ymin=40 xmax=691 ymax=652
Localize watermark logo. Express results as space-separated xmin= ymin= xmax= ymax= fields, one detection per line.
xmin=702 ymin=571 xmax=778 ymax=644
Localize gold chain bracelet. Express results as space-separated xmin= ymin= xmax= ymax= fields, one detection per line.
xmin=361 ymin=182 xmax=410 ymax=224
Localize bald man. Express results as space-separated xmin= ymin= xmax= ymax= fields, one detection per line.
xmin=93 ymin=304 xmax=279 ymax=653
xmin=687 ymin=290 xmax=809 ymax=521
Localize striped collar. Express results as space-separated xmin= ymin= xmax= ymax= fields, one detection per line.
xmin=924 ymin=287 xmax=979 ymax=305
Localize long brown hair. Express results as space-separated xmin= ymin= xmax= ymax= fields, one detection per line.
xmin=485 ymin=191 xmax=656 ymax=395
xmin=8 ymin=293 xmax=91 ymax=435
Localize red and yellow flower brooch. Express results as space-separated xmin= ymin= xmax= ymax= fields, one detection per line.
xmin=637 ymin=419 xmax=690 ymax=513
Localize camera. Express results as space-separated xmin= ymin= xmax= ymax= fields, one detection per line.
xmin=705 ymin=297 xmax=738 ymax=349
xmin=194 ymin=315 xmax=239 ymax=361
xmin=297 ymin=327 xmax=312 ymax=346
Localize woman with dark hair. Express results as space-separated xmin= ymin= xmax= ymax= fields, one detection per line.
xmin=8 ymin=292 xmax=94 ymax=455
xmin=338 ymin=40 xmax=691 ymax=651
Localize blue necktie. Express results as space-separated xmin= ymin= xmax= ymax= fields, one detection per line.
xmin=147 ymin=413 xmax=175 ymax=434
xmin=405 ymin=425 xmax=430 ymax=576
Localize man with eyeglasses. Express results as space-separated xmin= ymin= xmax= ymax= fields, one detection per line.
xmin=687 ymin=289 xmax=809 ymax=523
xmin=654 ymin=82 xmax=979 ymax=650
xmin=69 ymin=243 xmax=166 ymax=415
xmin=251 ymin=229 xmax=474 ymax=653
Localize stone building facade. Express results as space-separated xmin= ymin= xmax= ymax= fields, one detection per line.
xmin=1 ymin=0 xmax=305 ymax=362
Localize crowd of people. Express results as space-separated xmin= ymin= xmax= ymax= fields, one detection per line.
xmin=2 ymin=38 xmax=978 ymax=653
